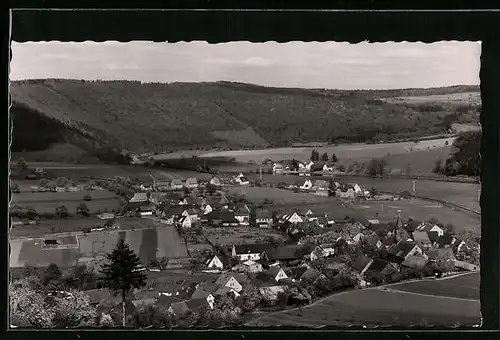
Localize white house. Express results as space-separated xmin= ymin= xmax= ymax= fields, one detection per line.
xmin=234 ymin=175 xmax=250 ymax=186
xmin=310 ymin=243 xmax=336 ymax=261
xmin=239 ymin=260 xmax=263 ymax=273
xmin=206 ymin=255 xmax=225 ymax=270
xmin=267 ymin=267 xmax=288 ymax=282
xmin=232 ymin=244 xmax=270 ymax=261
xmin=182 ymin=208 xmax=199 ymax=221
xmin=215 ymin=273 xmax=244 ymax=293
xmin=201 ymin=203 xmax=213 ymax=215
xmin=185 ymin=178 xmax=199 ymax=189
xmin=295 ymin=179 xmax=313 ymax=191
xmin=304 ymin=161 xmax=315 ymax=170
xmin=415 ymin=222 xmax=445 ymax=237
xmin=170 ymin=179 xmax=184 ymax=190
xmin=273 ymin=163 xmax=284 ymax=174
xmin=282 ymin=212 xmax=304 ymax=224
xmin=323 ymin=163 xmax=334 ymax=172
xmin=55 ymin=187 xmax=66 ymax=192
xmin=255 ymin=210 xmax=273 ymax=228
xmin=209 ymin=177 xmax=222 ymax=187
xmin=178 ymin=215 xmax=192 ymax=228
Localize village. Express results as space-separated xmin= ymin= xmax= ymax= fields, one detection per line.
xmin=9 ymin=154 xmax=481 ymax=328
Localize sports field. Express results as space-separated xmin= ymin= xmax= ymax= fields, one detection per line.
xmin=225 ymin=186 xmax=332 ymax=205
xmin=247 ymin=273 xmax=481 ymax=328
xmin=9 ymin=225 xmax=188 ymax=268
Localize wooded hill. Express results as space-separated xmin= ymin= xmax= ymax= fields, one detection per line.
xmin=10 ymin=79 xmax=480 ymax=163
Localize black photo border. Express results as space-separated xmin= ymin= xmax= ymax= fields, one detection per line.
xmin=3 ymin=2 xmax=500 ymax=340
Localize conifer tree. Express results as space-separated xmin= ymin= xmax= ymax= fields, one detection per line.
xmin=99 ymin=239 xmax=147 ymax=327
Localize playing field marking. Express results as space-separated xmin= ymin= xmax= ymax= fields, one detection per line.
xmin=423 ymin=205 xmax=443 ymax=208
xmin=388 ymin=206 xmax=401 ymax=209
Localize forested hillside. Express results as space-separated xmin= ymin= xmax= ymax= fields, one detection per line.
xmin=10 ymin=79 xmax=480 ymax=162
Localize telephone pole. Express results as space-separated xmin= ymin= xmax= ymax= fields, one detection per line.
xmin=412 ymin=180 xmax=416 ymax=194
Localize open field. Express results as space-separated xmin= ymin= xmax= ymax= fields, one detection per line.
xmin=347 ymin=198 xmax=480 ymax=236
xmin=204 ymin=227 xmax=289 ymax=246
xmin=11 ymin=198 xmax=122 ymax=215
xmin=10 ymin=224 xmax=188 ymax=268
xmin=390 ymin=272 xmax=480 ymax=300
xmin=10 ymin=217 xmax=159 ymax=239
xmin=20 ymin=162 xmax=206 ymax=181
xmin=225 ymin=186 xmax=332 ymax=205
xmin=381 ymin=91 xmax=481 ymax=105
xmin=155 ymin=137 xmax=456 ymax=164
xmin=247 ymin=273 xmax=480 ymax=328
xmin=12 ymin=189 xmax=118 ymax=202
xmin=248 ymin=174 xmax=480 ymax=212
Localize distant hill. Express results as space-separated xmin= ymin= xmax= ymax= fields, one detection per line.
xmin=10 ymin=79 xmax=480 ymax=163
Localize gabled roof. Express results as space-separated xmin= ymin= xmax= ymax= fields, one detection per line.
xmin=191 ymin=283 xmax=218 ymax=300
xmin=388 ymin=240 xmax=418 ymax=259
xmin=427 ymin=231 xmax=440 ymax=243
xmin=235 ymin=207 xmax=250 ymax=216
xmin=233 ymin=243 xmax=272 ymax=255
xmin=130 ymin=192 xmax=148 ymax=202
xmin=185 ymin=178 xmax=198 ymax=185
xmin=183 ymin=208 xmax=198 ymax=215
xmin=256 ymin=210 xmax=272 ymax=219
xmin=171 ymin=179 xmax=183 ymax=185
xmin=266 ymin=245 xmax=302 ymax=261
xmin=426 ymin=248 xmax=456 ymax=261
xmin=401 ymin=255 xmax=429 ymax=270
xmin=351 ymin=254 xmax=373 ymax=272
xmin=316 ymin=216 xmax=329 ymax=226
xmin=313 ymin=179 xmax=329 ymax=187
xmin=365 ymin=259 xmax=393 ymax=274
xmin=437 ymin=235 xmax=456 ymax=248
xmin=411 ymin=231 xmax=433 ymax=244
xmin=156 ymin=295 xmax=183 ymax=308
xmin=294 ymin=179 xmax=310 ymax=187
xmin=311 ymin=162 xmax=326 ymax=171
xmin=207 ymin=210 xmax=236 ymax=221
xmin=362 ymin=234 xmax=381 ymax=247
xmin=289 ymin=266 xmax=309 ymax=280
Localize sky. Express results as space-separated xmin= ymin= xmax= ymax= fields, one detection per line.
xmin=10 ymin=41 xmax=481 ymax=90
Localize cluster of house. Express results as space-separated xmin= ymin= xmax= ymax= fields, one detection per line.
xmin=85 ymin=212 xmax=479 ymax=319
xmin=286 ymin=178 xmax=369 ymax=199
xmin=272 ymin=160 xmax=336 ymax=176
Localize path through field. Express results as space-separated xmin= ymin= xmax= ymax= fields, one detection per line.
xmin=246 ymin=272 xmax=480 ymax=328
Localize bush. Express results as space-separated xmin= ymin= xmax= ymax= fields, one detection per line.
xmin=84 ymin=194 xmax=92 ymax=201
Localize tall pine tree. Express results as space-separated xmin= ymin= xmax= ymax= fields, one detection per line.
xmin=99 ymin=239 xmax=147 ymax=327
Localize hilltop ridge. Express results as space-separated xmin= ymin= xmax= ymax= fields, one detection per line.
xmin=10 ymin=79 xmax=480 ymax=163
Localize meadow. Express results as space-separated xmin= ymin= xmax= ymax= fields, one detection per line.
xmin=158 ymin=137 xmax=456 ymax=165
xmin=382 ymin=91 xmax=481 ymax=105
xmin=225 ymin=186 xmax=332 ymax=205
xmin=12 ymin=189 xmax=118 ymax=202
xmin=11 ymin=198 xmax=122 ymax=215
xmin=204 ymin=227 xmax=289 ymax=247
xmin=389 ymin=273 xmax=480 ymax=300
xmin=247 ymin=273 xmax=481 ymax=328
xmin=249 ymin=174 xmax=480 ymax=212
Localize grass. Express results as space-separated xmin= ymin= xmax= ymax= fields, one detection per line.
xmin=181 ymin=137 xmax=456 ymax=165
xmin=11 ymin=198 xmax=122 ymax=215
xmin=247 ymin=274 xmax=481 ymax=328
xmin=390 ymin=273 xmax=480 ymax=300
xmin=382 ymin=92 xmax=481 ymax=105
xmin=225 ymin=186 xmax=332 ymax=205
xmin=12 ymin=190 xmax=118 ymax=202
xmin=203 ymin=227 xmax=288 ymax=246
xmin=248 ymin=174 xmax=480 ymax=212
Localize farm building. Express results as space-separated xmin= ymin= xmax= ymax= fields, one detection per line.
xmin=281 ymin=212 xmax=305 ymax=224
xmin=294 ymin=179 xmax=313 ymax=191
xmin=185 ymin=178 xmax=199 ymax=189
xmin=388 ymin=240 xmax=426 ymax=264
xmin=272 ymin=163 xmax=284 ymax=174
xmin=170 ymin=179 xmax=184 ymax=190
xmin=401 ymin=255 xmax=429 ymax=270
xmin=232 ymin=243 xmax=271 ymax=261
xmin=454 ymin=260 xmax=479 ymax=272
xmin=255 ymin=210 xmax=273 ymax=228
xmin=310 ymin=243 xmax=335 ymax=261
xmin=350 ymin=254 xmax=374 ymax=275
xmin=265 ymin=245 xmax=303 ymax=263
xmin=209 ymin=177 xmax=222 ymax=187
xmin=206 ymin=210 xmax=238 ymax=227
xmin=234 ymin=207 xmax=250 ymax=226
xmin=234 ymin=259 xmax=263 ymax=273
xmin=130 ymin=192 xmax=148 ymax=203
